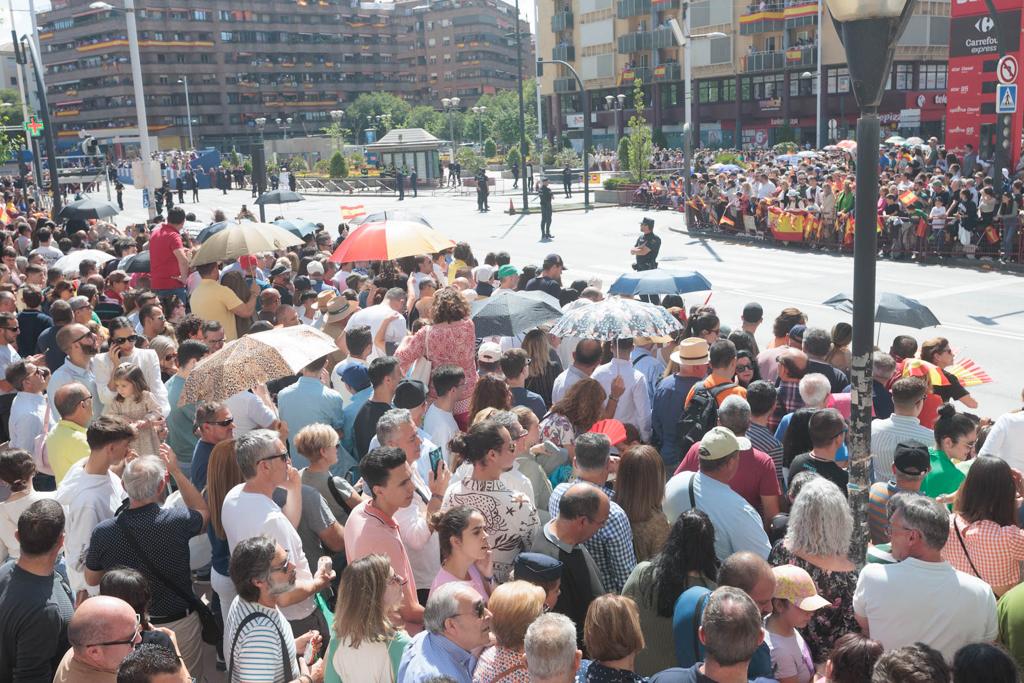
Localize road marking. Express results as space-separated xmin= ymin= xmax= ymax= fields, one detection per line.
xmin=912 ymin=278 xmax=1020 ymax=301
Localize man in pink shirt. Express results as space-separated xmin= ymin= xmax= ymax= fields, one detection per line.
xmin=675 ymin=395 xmax=782 ymax=525
xmin=148 ymin=207 xmax=192 ymax=304
xmin=344 ymin=445 xmax=425 ymax=632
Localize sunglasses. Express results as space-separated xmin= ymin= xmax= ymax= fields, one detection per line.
xmin=259 ymin=451 xmax=290 ymax=464
xmin=388 ymin=572 xmax=408 ymax=587
xmin=112 ymin=334 xmax=137 ymax=345
xmin=72 ymin=330 xmax=96 ymax=345
xmin=206 ymin=417 xmax=234 ymax=427
xmin=736 ymin=364 xmax=753 ymax=372
xmin=163 ymin=353 xmax=178 ymax=362
xmin=84 ymin=614 xmax=142 ymax=648
xmin=456 ymin=600 xmax=487 ymax=619
xmin=270 ymin=550 xmax=291 ymax=574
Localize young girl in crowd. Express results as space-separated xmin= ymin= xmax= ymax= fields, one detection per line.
xmin=429 ymin=505 xmax=494 ymax=602
xmin=103 ymin=362 xmax=163 ymax=455
xmin=765 ymin=565 xmax=830 ymax=683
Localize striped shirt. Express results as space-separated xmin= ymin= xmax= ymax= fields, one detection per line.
xmin=748 ymin=422 xmax=785 ymax=491
xmin=870 ymin=415 xmax=934 ymax=482
xmin=225 ymin=597 xmax=298 ymax=683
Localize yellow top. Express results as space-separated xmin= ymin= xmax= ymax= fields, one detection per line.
xmin=46 ymin=420 xmax=90 ymax=485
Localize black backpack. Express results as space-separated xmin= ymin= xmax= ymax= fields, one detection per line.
xmin=677 ymin=382 xmax=737 ymax=454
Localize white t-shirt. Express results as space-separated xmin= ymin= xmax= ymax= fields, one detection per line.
xmin=344 ymin=303 xmax=407 ymax=360
xmin=930 ymin=205 xmax=947 ymax=230
xmin=979 ymin=411 xmax=1024 ymax=472
xmin=224 ymin=391 xmax=277 ymax=436
xmin=853 ymin=557 xmax=997 ymax=661
xmin=765 ymin=626 xmax=814 ymax=683
xmin=30 ymin=244 xmax=63 ymax=267
xmin=423 ymin=404 xmax=459 ymax=467
xmin=221 ymin=485 xmax=315 ymax=621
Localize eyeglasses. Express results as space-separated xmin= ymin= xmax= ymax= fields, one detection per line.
xmin=831 ymin=428 xmax=849 ymax=441
xmin=207 ymin=337 xmax=225 ymax=347
xmin=206 ymin=417 xmax=234 ymax=427
xmin=84 ymin=614 xmax=142 ymax=648
xmin=455 ymin=600 xmax=487 ymax=619
xmin=736 ymin=364 xmax=753 ymax=372
xmin=259 ymin=451 xmax=290 ymax=464
xmin=270 ymin=551 xmax=290 ymax=574
xmin=163 ymin=353 xmax=178 ymax=362
xmin=71 ymin=330 xmax=96 ymax=345
xmin=112 ymin=334 xmax=137 ymax=345
xmin=388 ymin=572 xmax=408 ymax=587
xmin=1 ymin=325 xmax=18 ymax=332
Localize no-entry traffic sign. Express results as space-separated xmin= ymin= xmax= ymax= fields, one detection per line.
xmin=999 ymin=55 xmax=1019 ymax=84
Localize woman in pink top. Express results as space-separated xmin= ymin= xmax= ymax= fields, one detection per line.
xmin=429 ymin=506 xmax=494 ymax=602
xmin=396 ymin=287 xmax=478 ymax=425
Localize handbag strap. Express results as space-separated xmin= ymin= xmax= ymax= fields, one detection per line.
xmin=688 ymin=473 xmax=697 ymax=510
xmin=114 ymin=514 xmax=201 ymax=613
xmin=228 ymin=609 xmax=292 ymax=683
xmin=692 ymin=591 xmax=710 ymax=662
xmin=953 ymin=517 xmax=985 ymax=581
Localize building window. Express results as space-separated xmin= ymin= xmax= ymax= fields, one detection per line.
xmin=699 ymin=80 xmax=719 ymax=103
xmin=895 ymin=63 xmax=914 ymax=90
xmin=827 ymin=67 xmax=849 ymax=94
xmin=722 ymin=79 xmax=735 ymax=102
xmin=920 ymin=63 xmax=946 ymax=90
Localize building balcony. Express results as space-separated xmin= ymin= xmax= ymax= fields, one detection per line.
xmin=554 ymin=76 xmax=578 ymax=92
xmin=784 ymin=45 xmax=816 ymax=68
xmin=617 ymin=26 xmax=674 ymax=55
xmin=617 ymin=0 xmax=679 ymax=18
xmin=552 ymin=44 xmax=575 ymax=61
xmin=620 ymin=66 xmax=651 ymax=85
xmin=742 ymin=50 xmax=784 ymax=72
xmin=653 ymin=61 xmax=680 ymax=81
xmin=551 ymin=10 xmax=573 ymax=33
xmin=784 ymin=1 xmax=819 ymax=28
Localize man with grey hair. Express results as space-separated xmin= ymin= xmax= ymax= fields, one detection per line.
xmin=225 ymin=535 xmax=325 ymax=683
xmin=676 ymin=395 xmax=782 ymax=524
xmin=853 ymin=492 xmax=997 ymax=660
xmin=344 ymin=286 xmax=407 ymax=359
xmin=221 ymin=429 xmax=335 ymax=642
xmin=802 ymin=326 xmax=849 ymax=392
xmin=652 ymin=587 xmax=767 ymax=683
xmin=870 ymin=350 xmax=898 ymax=419
xmin=547 ymin=432 xmax=636 ymax=592
xmin=665 ymin=426 xmax=771 ymax=561
xmin=398 ymin=582 xmax=493 ymax=683
xmin=82 ymin=449 xmax=209 ymax=678
xmin=524 ymin=612 xmax=581 ymax=683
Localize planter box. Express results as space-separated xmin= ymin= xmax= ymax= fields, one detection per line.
xmin=594 ymin=188 xmax=637 ymax=204
xmin=463 ymin=177 xmax=496 ymax=188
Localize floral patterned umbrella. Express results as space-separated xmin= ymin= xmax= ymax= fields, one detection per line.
xmin=180 ymin=326 xmax=338 ymax=405
xmin=548 ymin=296 xmax=682 ymax=342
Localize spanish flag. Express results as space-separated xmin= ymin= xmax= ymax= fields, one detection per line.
xmin=984 ymin=225 xmax=1000 ymax=244
xmin=772 ymin=209 xmax=806 ymax=242
xmin=720 ymin=214 xmax=735 ymax=228
xmin=340 ymin=204 xmax=366 ymax=221
xmin=899 ymin=190 xmax=918 ymax=207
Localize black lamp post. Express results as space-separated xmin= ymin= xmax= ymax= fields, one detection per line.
xmin=826 ymin=0 xmax=917 ymax=563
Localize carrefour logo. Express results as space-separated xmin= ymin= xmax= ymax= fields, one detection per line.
xmin=975 ymin=16 xmax=994 ymax=32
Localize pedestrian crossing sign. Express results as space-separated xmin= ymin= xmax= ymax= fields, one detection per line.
xmin=997 ymin=84 xmax=1018 ymax=114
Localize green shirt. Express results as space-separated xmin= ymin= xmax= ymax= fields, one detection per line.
xmin=999 ymin=583 xmax=1024 ymax=672
xmin=920 ymin=447 xmax=966 ymax=499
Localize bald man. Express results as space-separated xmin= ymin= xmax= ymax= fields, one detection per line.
xmin=53 ymin=595 xmax=141 ymax=682
xmin=48 ymin=323 xmax=101 ymax=419
xmin=46 ymin=382 xmax=94 ymax=484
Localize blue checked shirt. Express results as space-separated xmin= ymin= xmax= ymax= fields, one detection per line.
xmin=548 ymin=480 xmax=636 ymax=593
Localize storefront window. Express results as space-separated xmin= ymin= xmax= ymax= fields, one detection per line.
xmin=920 ymin=64 xmax=946 ymax=90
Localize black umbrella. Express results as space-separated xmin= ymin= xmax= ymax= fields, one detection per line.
xmin=196 ymin=220 xmax=234 ymax=243
xmin=360 ymin=210 xmax=432 ymax=227
xmin=470 ymin=291 xmax=562 ymax=337
xmin=119 ymin=251 xmax=150 ymax=274
xmin=255 ymin=190 xmax=304 ymax=205
xmin=57 ymin=198 xmax=119 ymax=221
xmin=823 ymin=292 xmax=940 ymax=329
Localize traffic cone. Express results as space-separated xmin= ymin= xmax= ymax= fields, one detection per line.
xmin=507 ymin=198 xmax=516 ymax=215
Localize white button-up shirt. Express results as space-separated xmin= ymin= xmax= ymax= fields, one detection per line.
xmin=980 ymin=410 xmax=1024 ymax=472
xmin=592 ymin=358 xmax=652 ymax=441
xmin=9 ymin=391 xmax=55 ymax=453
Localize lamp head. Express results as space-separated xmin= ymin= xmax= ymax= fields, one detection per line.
xmin=89 ymin=1 xmax=114 ymax=9
xmin=441 ymin=97 xmax=451 ymax=107
xmin=451 ymin=96 xmax=461 ymax=107
xmin=617 ymin=93 xmax=626 ymax=105
xmin=825 ymin=0 xmax=910 ymax=22
xmin=705 ymin=32 xmax=727 ymax=39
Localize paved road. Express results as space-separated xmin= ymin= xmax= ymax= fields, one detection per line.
xmin=110 ymin=183 xmax=1024 ymax=417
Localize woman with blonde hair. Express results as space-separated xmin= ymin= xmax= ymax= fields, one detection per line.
xmin=522 ymin=328 xmax=562 ymax=405
xmin=578 ymin=594 xmax=646 ymax=682
xmin=326 ymin=554 xmax=411 ymax=683
xmin=473 ymin=581 xmax=547 ymax=683
xmin=615 ymin=445 xmax=670 ymax=562
xmin=296 ymin=422 xmax=363 ymax=521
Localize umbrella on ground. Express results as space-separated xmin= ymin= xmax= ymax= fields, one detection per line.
xmin=53 ymin=249 xmax=116 ymax=273
xmin=190 ymin=222 xmax=305 ymax=266
xmin=359 ymin=210 xmax=432 ymax=227
xmin=118 ymin=251 xmax=150 ymax=274
xmin=608 ymin=269 xmax=712 ymax=297
xmin=255 ymin=189 xmax=304 ymax=206
xmin=273 ymin=219 xmax=318 ymax=238
xmin=195 ymin=220 xmax=234 ymax=243
xmin=822 ymin=292 xmax=940 ymax=329
xmin=57 ymin=198 xmax=119 ymax=221
xmin=836 ymin=140 xmax=857 ymax=152
xmin=885 ymin=135 xmax=906 ymax=145
xmin=470 ymin=291 xmax=562 ymax=337
xmin=181 ymin=326 xmax=338 ymax=405
xmin=328 ymin=219 xmax=455 ymax=263
xmin=548 ymin=296 xmax=683 ymax=342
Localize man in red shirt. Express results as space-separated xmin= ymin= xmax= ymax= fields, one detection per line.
xmin=148 ymin=207 xmax=192 ymax=305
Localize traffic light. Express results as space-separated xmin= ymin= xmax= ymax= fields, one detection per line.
xmin=81 ymin=136 xmax=99 ymax=156
xmin=536 ymin=58 xmax=543 ymax=77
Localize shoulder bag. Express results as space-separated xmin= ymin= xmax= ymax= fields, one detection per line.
xmin=406 ymin=326 xmax=432 ymax=385
xmin=953 ymin=517 xmax=986 ymax=584
xmin=228 ymin=610 xmax=292 ymax=683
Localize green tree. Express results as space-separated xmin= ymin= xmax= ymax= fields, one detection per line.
xmin=554 ymin=147 xmax=581 ymax=169
xmin=505 ymin=145 xmax=521 ymax=169
xmin=625 ymin=78 xmax=653 ymax=182
xmin=616 ymin=136 xmax=630 ymax=170
xmin=475 ymin=80 xmax=539 ymax=148
xmin=314 ymin=159 xmax=331 ymax=175
xmin=348 ymin=92 xmax=411 ymax=138
xmin=455 ymin=146 xmax=487 ymax=174
xmin=329 ymin=151 xmax=348 ymax=178
xmin=483 ymin=138 xmax=497 ymax=158
xmin=321 ymin=121 xmax=350 ymax=149
xmin=406 ymin=105 xmax=446 ymax=138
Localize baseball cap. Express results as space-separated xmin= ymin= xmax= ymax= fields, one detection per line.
xmin=742 ymin=302 xmax=763 ymax=324
xmin=496 ymin=264 xmax=519 ymax=279
xmin=269 ymin=264 xmax=291 ymax=279
xmin=788 ymin=324 xmax=807 ymax=342
xmin=513 ymin=553 xmax=563 ymax=583
xmin=68 ymin=296 xmax=91 ymax=311
xmin=893 ymin=442 xmax=931 ymax=476
xmin=339 ymin=363 xmax=371 ymax=393
xmin=477 ymin=341 xmax=502 ymax=363
xmin=698 ymin=426 xmax=751 ymax=460
xmin=542 ymin=254 xmax=566 ymax=270
xmin=238 ymin=254 xmax=259 ymax=271
xmin=772 ymin=565 xmax=831 ymax=611
xmin=394 ymin=379 xmax=427 ymax=409
xmin=670 ymin=337 xmax=710 ymax=366
xmin=472 ymin=265 xmax=495 ymax=283
xmin=306 ymin=261 xmax=325 ymax=276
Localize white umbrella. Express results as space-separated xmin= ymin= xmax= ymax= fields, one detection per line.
xmin=190 ymin=222 xmax=304 ymax=266
xmin=53 ymin=249 xmax=116 ymax=273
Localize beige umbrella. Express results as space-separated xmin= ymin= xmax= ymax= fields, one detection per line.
xmin=190 ymin=221 xmax=304 ymax=266
xmin=180 ymin=326 xmax=338 ymax=405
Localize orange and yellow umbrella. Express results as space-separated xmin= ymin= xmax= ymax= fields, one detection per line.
xmin=328 ymin=219 xmax=455 ymax=263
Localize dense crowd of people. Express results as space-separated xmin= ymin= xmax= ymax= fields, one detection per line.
xmin=0 ymin=181 xmax=1023 ymax=683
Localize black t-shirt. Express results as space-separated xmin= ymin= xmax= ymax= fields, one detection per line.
xmin=789 ymin=452 xmax=848 ymax=496
xmin=525 ymin=275 xmax=562 ymax=300
xmin=934 ymin=369 xmax=970 ymax=403
xmin=353 ymin=400 xmax=391 ymax=459
xmin=635 ymin=232 xmax=661 ymax=268
xmin=0 ymin=563 xmax=74 ymax=682
xmin=806 ymin=358 xmax=849 ymax=394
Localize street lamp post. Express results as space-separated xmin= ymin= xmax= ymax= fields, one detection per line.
xmin=471 ymin=106 xmax=487 ymax=148
xmin=441 ymin=97 xmax=460 ymax=164
xmin=254 ymin=116 xmax=267 ymax=221
xmin=604 ymin=93 xmax=626 ymax=144
xmin=826 ymin=0 xmax=917 ymax=563
xmin=329 ymin=109 xmax=345 ymax=149
xmin=177 ymin=76 xmax=194 ymax=150
xmin=512 ymin=0 xmax=530 ymax=215
xmin=670 ymin=12 xmax=725 ymax=228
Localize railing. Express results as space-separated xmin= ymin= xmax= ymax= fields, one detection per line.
xmin=653 ymin=61 xmax=681 ymax=81
xmin=553 ymin=44 xmax=575 ymax=62
xmin=617 ymin=26 xmax=674 ymax=54
xmin=743 ymin=50 xmax=785 ymax=72
xmin=551 ymin=10 xmax=573 ymax=33
xmin=554 ymin=76 xmax=578 ymax=93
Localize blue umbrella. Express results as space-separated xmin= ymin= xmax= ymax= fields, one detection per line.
xmin=196 ymin=220 xmax=234 ymax=243
xmin=273 ymin=219 xmax=318 ymax=238
xmin=608 ymin=269 xmax=712 ymax=297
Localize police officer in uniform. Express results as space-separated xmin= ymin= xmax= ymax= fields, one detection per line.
xmin=538 ymin=178 xmax=554 ymax=240
xmin=630 ymin=217 xmax=661 ymax=304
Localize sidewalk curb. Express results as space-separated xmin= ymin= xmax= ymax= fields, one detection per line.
xmin=667 ymin=225 xmax=1024 ymax=276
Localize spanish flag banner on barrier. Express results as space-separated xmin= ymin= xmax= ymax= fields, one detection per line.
xmin=899 ymin=190 xmax=919 ymax=207
xmin=720 ymin=214 xmax=735 ymax=228
xmin=984 ymin=225 xmax=1000 ymax=244
xmin=340 ymin=204 xmax=366 ymax=221
xmin=841 ymin=213 xmax=886 ymax=247
xmin=768 ymin=207 xmax=821 ymax=242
